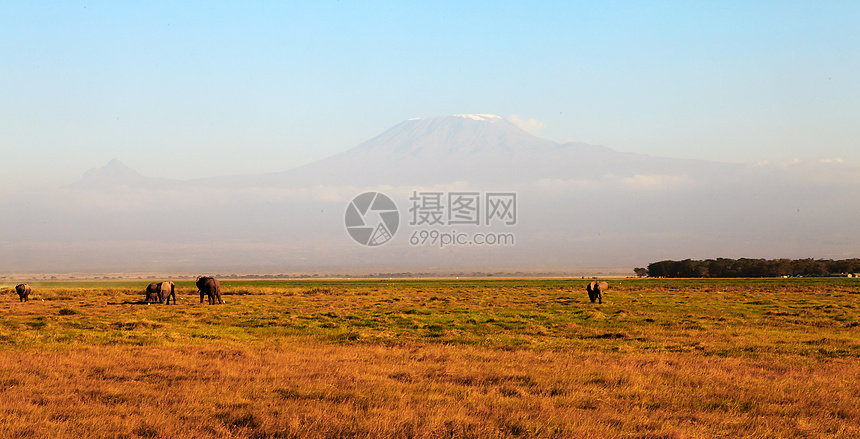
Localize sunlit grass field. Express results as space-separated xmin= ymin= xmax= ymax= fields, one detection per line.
xmin=1 ymin=278 xmax=858 ymax=438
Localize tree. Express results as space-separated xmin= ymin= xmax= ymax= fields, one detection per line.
xmin=634 ymin=267 xmax=648 ymax=278
xmin=644 ymin=257 xmax=859 ymax=278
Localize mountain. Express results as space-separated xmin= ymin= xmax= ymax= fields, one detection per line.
xmin=68 ymin=115 xmax=744 ymax=191
xmin=69 ymin=158 xmax=175 ymax=190
xmin=4 ymin=114 xmax=860 ymax=275
xmin=211 ymin=114 xmax=741 ymax=188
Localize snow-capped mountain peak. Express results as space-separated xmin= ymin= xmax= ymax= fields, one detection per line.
xmin=453 ymin=114 xmax=503 ymax=121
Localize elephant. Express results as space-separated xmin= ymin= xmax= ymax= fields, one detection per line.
xmin=195 ymin=276 xmax=223 ymax=305
xmin=158 ymin=281 xmax=176 ymax=304
xmin=586 ymin=281 xmax=608 ymax=304
xmin=15 ymin=284 xmax=31 ymax=302
xmin=145 ymin=283 xmax=160 ymax=303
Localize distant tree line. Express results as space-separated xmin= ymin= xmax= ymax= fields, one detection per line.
xmin=638 ymin=258 xmax=860 ymax=278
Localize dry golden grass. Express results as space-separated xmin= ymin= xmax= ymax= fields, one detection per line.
xmin=0 ymin=278 xmax=858 ymax=438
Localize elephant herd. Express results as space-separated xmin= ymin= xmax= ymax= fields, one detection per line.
xmin=9 ymin=279 xmax=609 ymax=305
xmin=6 ymin=277 xmax=223 ymax=305
xmin=145 ymin=276 xmax=223 ymax=305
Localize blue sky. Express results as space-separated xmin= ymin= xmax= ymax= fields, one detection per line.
xmin=2 ymin=1 xmax=858 ymax=189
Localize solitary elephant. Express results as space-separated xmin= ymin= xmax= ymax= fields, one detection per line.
xmin=145 ymin=283 xmax=160 ymax=303
xmin=158 ymin=281 xmax=176 ymax=304
xmin=586 ymin=281 xmax=608 ymax=304
xmin=15 ymin=284 xmax=31 ymax=302
xmin=195 ymin=276 xmax=223 ymax=305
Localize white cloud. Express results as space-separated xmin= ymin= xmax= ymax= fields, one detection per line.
xmin=507 ymin=114 xmax=546 ymax=135
xmin=622 ymin=174 xmax=694 ymax=190
xmin=535 ymin=178 xmax=594 ymax=191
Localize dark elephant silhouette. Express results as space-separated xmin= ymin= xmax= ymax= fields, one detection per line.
xmin=158 ymin=281 xmax=176 ymax=304
xmin=15 ymin=284 xmax=31 ymax=302
xmin=145 ymin=283 xmax=160 ymax=303
xmin=195 ymin=276 xmax=223 ymax=305
xmin=586 ymin=281 xmax=609 ymax=304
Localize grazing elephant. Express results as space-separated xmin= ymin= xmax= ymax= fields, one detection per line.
xmin=195 ymin=276 xmax=223 ymax=305
xmin=145 ymin=283 xmax=160 ymax=303
xmin=158 ymin=281 xmax=176 ymax=304
xmin=15 ymin=284 xmax=32 ymax=302
xmin=586 ymin=281 xmax=609 ymax=304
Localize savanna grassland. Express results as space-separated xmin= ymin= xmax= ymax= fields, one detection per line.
xmin=0 ymin=278 xmax=859 ymax=438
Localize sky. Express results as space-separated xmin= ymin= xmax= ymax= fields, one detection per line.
xmin=2 ymin=1 xmax=859 ymax=190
